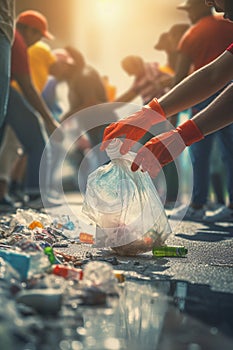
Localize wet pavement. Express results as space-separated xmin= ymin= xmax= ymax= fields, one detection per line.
xmin=49 ymin=193 xmax=233 ymax=349
xmin=0 ymin=192 xmax=233 ymax=350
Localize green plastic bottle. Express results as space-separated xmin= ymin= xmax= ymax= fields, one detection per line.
xmin=152 ymin=246 xmax=188 ymax=257
xmin=44 ymin=246 xmax=60 ymax=264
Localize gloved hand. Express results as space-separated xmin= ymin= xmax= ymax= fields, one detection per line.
xmin=131 ymin=119 xmax=204 ymax=178
xmin=100 ymin=98 xmax=166 ymax=154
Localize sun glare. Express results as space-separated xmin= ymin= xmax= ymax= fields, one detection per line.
xmin=96 ymin=0 xmax=120 ymax=19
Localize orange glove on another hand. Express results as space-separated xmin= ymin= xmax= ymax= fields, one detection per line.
xmin=131 ymin=120 xmax=204 ymax=178
xmin=100 ymin=98 xmax=166 ymax=154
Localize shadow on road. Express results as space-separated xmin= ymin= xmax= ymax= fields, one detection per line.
xmin=175 ymin=222 xmax=233 ymax=242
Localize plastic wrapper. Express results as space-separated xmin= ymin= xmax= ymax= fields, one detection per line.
xmin=82 ymin=139 xmax=171 ymax=256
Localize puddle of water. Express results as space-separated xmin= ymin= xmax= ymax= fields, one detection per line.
xmin=80 ymin=280 xmax=170 ymax=350
xmin=76 ymin=280 xmax=233 ymax=350
xmin=6 ymin=279 xmax=233 ymax=350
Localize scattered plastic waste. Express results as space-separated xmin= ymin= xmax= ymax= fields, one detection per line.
xmin=28 ymin=220 xmax=44 ymax=230
xmin=53 ymin=215 xmax=76 ymax=231
xmin=113 ymin=270 xmax=125 ymax=283
xmin=9 ymin=208 xmax=51 ymax=228
xmin=16 ymin=288 xmax=63 ymax=315
xmin=28 ymin=250 xmax=51 ymax=277
xmin=52 ymin=264 xmax=83 ymax=280
xmin=44 ymin=246 xmax=61 ymax=264
xmin=152 ymin=246 xmax=188 ymax=257
xmin=82 ymin=138 xmax=171 ymax=255
xmin=79 ymin=232 xmax=94 ymax=244
xmin=82 ymin=261 xmax=119 ymax=295
xmin=0 ymin=249 xmax=30 ymax=280
xmin=0 ymin=257 xmax=22 ymax=295
xmin=0 ymin=207 xmax=232 ymax=350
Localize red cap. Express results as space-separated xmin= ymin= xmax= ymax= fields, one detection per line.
xmin=16 ymin=10 xmax=54 ymax=40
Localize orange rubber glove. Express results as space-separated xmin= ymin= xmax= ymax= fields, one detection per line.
xmin=131 ymin=119 xmax=204 ymax=178
xmin=100 ymin=98 xmax=166 ymax=154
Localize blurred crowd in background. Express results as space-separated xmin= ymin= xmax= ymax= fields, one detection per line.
xmin=0 ymin=0 xmax=232 ymax=223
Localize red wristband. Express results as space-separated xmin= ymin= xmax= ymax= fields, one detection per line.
xmin=148 ymin=98 xmax=166 ymax=117
xmin=177 ymin=120 xmax=204 ymax=146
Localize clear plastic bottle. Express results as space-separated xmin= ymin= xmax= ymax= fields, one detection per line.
xmin=28 ymin=251 xmax=51 ymax=277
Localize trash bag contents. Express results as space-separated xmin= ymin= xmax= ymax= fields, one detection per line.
xmin=82 ymin=138 xmax=171 ymax=255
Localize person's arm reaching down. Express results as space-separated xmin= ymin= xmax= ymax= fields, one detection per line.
xmin=101 ymin=49 xmax=233 ymax=153
xmin=100 ymin=98 xmax=166 ymax=154
xmin=159 ymin=50 xmax=233 ymax=117
xmin=193 ymin=83 xmax=233 ymax=135
xmin=131 ymin=82 xmax=233 ymax=178
xmin=15 ymin=73 xmax=61 ymax=136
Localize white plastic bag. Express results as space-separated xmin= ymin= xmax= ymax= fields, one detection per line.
xmin=82 ymin=139 xmax=171 ymax=255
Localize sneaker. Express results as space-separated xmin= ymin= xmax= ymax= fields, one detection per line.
xmin=204 ymin=206 xmax=233 ymax=222
xmin=169 ymin=204 xmax=205 ymax=221
xmin=206 ymin=201 xmax=225 ymax=211
xmin=0 ymin=195 xmax=16 ymax=213
xmin=164 ymin=200 xmax=181 ymax=210
xmin=9 ymin=187 xmax=29 ymax=204
xmin=26 ymin=195 xmax=62 ymax=210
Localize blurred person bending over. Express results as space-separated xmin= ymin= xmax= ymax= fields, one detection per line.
xmin=0 ymin=10 xmax=61 ymax=211
xmin=115 ymin=24 xmax=189 ymax=207
xmin=101 ymin=0 xmax=233 ymax=223
xmin=62 ymin=47 xmax=107 ymax=111
xmin=60 ymin=47 xmax=118 ymax=191
xmin=115 ymin=24 xmax=190 ymax=106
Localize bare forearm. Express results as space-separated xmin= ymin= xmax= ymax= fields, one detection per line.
xmin=193 ymin=83 xmax=233 ymax=136
xmin=17 ymin=77 xmax=60 ymax=136
xmin=159 ymin=51 xmax=233 ymax=117
xmin=114 ymin=88 xmax=138 ymax=103
xmin=22 ymin=84 xmax=54 ymax=122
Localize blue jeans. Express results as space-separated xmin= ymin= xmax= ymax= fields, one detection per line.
xmin=189 ymin=90 xmax=233 ymax=206
xmin=0 ymin=30 xmax=11 ymax=128
xmin=4 ymin=87 xmax=50 ymax=194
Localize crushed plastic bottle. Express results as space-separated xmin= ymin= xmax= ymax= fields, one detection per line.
xmin=82 ymin=261 xmax=118 ymax=295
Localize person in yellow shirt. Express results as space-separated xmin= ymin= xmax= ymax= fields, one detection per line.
xmin=11 ymin=40 xmax=57 ymax=93
xmin=28 ymin=40 xmax=57 ymax=92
